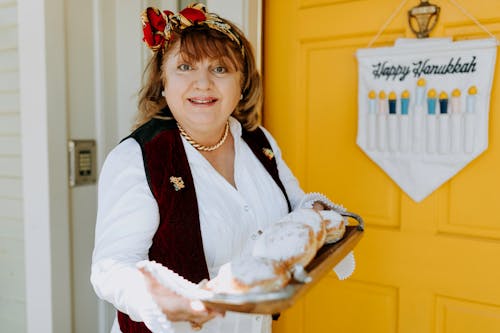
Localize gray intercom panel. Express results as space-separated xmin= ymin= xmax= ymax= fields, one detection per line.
xmin=68 ymin=140 xmax=97 ymax=187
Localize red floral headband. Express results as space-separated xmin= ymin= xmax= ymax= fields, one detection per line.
xmin=141 ymin=3 xmax=244 ymax=56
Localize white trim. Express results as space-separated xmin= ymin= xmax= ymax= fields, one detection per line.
xmin=246 ymin=0 xmax=263 ymax=71
xmin=92 ymin=2 xmax=112 ymax=332
xmin=207 ymin=0 xmax=263 ymax=70
xmin=18 ymin=0 xmax=71 ymax=332
xmin=93 ymin=0 xmax=106 ymax=169
xmin=207 ymin=0 xmax=244 ymax=29
xmin=116 ymin=1 xmax=143 ymax=139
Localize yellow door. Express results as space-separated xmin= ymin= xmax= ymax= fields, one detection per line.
xmin=264 ymin=1 xmax=500 ymax=332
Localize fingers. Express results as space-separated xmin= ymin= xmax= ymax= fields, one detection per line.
xmin=312 ymin=201 xmax=326 ymax=211
xmin=189 ymin=300 xmax=206 ymax=312
xmin=138 ymin=267 xmax=221 ymax=325
xmin=139 ymin=268 xmax=163 ymax=293
xmin=189 ymin=300 xmax=224 ymax=326
xmin=188 ymin=310 xmax=218 ymax=329
xmin=190 ymin=321 xmax=203 ymax=331
xmin=202 ymin=302 xmax=226 ymax=318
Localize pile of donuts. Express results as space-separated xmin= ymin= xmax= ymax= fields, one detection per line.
xmin=206 ymin=209 xmax=346 ymax=294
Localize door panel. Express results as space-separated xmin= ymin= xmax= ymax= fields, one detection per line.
xmin=264 ymin=1 xmax=500 ymax=332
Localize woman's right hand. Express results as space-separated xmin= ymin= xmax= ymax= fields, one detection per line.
xmin=140 ymin=268 xmax=223 ymax=329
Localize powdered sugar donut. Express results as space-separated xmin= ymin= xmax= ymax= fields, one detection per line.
xmin=319 ymin=210 xmax=346 ymax=243
xmin=206 ymin=256 xmax=290 ymax=294
xmin=279 ymin=208 xmax=327 ymax=250
xmin=252 ymin=221 xmax=316 ymax=268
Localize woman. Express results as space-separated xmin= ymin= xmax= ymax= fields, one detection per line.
xmin=91 ymin=3 xmax=331 ymax=333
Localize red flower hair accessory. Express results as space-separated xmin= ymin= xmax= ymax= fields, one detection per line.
xmin=141 ymin=7 xmax=171 ymax=52
xmin=141 ymin=3 xmax=244 ymax=56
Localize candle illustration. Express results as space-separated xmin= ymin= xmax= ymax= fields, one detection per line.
xmin=377 ymin=90 xmax=388 ymax=151
xmin=450 ymin=89 xmax=462 ymax=153
xmin=466 ymin=86 xmax=477 ymax=113
xmin=388 ymin=91 xmax=397 ymax=114
xmin=368 ymin=90 xmax=377 ymax=113
xmin=427 ymin=88 xmax=437 ymax=115
xmin=464 ymin=86 xmax=477 ymax=153
xmin=439 ymin=91 xmax=448 ymax=115
xmin=451 ymin=89 xmax=461 ymax=113
xmin=401 ymin=90 xmax=410 ymax=115
xmin=367 ymin=90 xmax=377 ymax=150
xmin=400 ymin=90 xmax=410 ymax=152
xmin=427 ymin=88 xmax=437 ymax=153
xmin=388 ymin=91 xmax=398 ymax=152
xmin=413 ymin=78 xmax=426 ymax=153
xmin=416 ymin=78 xmax=426 ymax=107
xmin=378 ymin=90 xmax=388 ymax=114
xmin=438 ymin=91 xmax=450 ymax=154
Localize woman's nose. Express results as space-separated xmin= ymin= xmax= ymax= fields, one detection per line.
xmin=194 ymin=69 xmax=212 ymax=90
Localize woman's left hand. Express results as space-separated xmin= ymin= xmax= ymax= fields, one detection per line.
xmin=140 ymin=268 xmax=224 ymax=330
xmin=312 ymin=201 xmax=327 ymax=211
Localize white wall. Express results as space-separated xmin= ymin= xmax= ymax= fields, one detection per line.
xmin=0 ymin=1 xmax=25 ymax=331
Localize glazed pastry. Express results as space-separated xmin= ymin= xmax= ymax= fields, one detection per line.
xmin=252 ymin=221 xmax=317 ymax=268
xmin=206 ymin=256 xmax=291 ymax=294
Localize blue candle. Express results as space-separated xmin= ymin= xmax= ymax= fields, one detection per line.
xmin=401 ymin=90 xmax=410 ymax=115
xmin=427 ymin=89 xmax=437 ymax=115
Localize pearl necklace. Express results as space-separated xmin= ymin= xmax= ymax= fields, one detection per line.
xmin=177 ymin=121 xmax=230 ymax=152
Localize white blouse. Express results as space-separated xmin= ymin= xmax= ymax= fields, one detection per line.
xmin=91 ymin=117 xmax=306 ymax=333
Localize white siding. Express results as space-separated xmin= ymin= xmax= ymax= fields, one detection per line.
xmin=0 ymin=1 xmax=25 ymax=332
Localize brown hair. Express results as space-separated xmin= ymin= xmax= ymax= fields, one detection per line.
xmin=134 ymin=21 xmax=262 ymax=131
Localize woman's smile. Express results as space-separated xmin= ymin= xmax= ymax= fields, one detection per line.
xmin=187 ymin=96 xmax=219 ymax=106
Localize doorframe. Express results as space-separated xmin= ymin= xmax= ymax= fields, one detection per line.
xmin=18 ymin=0 xmax=72 ymax=332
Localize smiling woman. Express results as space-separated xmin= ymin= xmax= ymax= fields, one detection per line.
xmin=90 ymin=3 xmax=340 ymax=333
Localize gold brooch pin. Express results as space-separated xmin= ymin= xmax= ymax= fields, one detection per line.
xmin=262 ymin=148 xmax=274 ymax=160
xmin=169 ymin=176 xmax=185 ymax=191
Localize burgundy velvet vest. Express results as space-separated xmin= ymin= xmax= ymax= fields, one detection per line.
xmin=117 ymin=118 xmax=291 ymax=332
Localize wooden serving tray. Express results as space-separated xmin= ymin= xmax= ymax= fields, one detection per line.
xmin=201 ymin=212 xmax=364 ymax=314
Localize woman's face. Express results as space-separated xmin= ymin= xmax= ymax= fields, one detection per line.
xmin=163 ymin=45 xmax=242 ymax=134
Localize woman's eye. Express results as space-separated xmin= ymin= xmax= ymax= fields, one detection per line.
xmin=213 ymin=66 xmax=227 ymax=74
xmin=178 ymin=64 xmax=191 ymax=71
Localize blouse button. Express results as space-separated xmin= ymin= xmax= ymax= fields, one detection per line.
xmin=243 ymin=205 xmax=250 ymax=212
xmin=251 ymin=230 xmax=263 ymax=240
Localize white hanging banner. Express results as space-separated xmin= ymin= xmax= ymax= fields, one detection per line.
xmin=356 ymin=38 xmax=497 ymax=202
